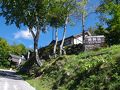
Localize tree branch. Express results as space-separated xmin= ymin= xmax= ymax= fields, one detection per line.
xmin=29 ymin=28 xmax=35 ymax=39
xmin=35 ymin=26 xmax=41 ymax=39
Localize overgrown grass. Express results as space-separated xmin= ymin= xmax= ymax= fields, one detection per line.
xmin=25 ymin=45 xmax=120 ymax=90
xmin=0 ymin=66 xmax=9 ymax=69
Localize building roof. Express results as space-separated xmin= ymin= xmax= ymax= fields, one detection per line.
xmin=50 ymin=31 xmax=91 ymax=45
xmin=73 ymin=31 xmax=91 ymax=38
xmin=86 ymin=35 xmax=105 ymax=38
xmin=9 ymin=54 xmax=21 ymax=59
xmin=8 ymin=54 xmax=26 ymax=63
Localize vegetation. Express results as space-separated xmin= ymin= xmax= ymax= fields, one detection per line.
xmin=0 ymin=0 xmax=78 ymax=64
xmin=11 ymin=44 xmax=27 ymax=55
xmin=0 ymin=37 xmax=27 ymax=68
xmin=95 ymin=0 xmax=120 ymax=45
xmin=0 ymin=37 xmax=11 ymax=68
xmin=0 ymin=0 xmax=92 ymax=60
xmin=0 ymin=0 xmax=120 ymax=89
xmin=0 ymin=0 xmax=53 ymax=66
xmin=22 ymin=45 xmax=120 ymax=90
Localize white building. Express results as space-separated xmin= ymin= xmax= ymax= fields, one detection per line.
xmin=63 ymin=31 xmax=91 ymax=46
xmin=50 ymin=31 xmax=105 ymax=49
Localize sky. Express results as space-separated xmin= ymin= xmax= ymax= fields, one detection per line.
xmin=0 ymin=0 xmax=100 ymax=49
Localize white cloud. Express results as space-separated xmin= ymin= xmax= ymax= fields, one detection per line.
xmin=14 ymin=29 xmax=33 ymax=40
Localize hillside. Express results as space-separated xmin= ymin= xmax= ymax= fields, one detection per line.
xmin=26 ymin=45 xmax=120 ymax=90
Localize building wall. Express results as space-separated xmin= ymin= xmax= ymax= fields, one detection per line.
xmin=85 ymin=35 xmax=105 ymax=50
xmin=63 ymin=32 xmax=104 ymax=47
xmin=73 ymin=34 xmax=90 ymax=45
xmin=64 ymin=37 xmax=74 ymax=46
xmin=85 ymin=35 xmax=105 ymax=45
xmin=74 ymin=36 xmax=83 ymax=44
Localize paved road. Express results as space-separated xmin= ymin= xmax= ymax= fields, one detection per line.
xmin=0 ymin=69 xmax=35 ymax=90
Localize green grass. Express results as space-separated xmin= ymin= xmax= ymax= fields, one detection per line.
xmin=25 ymin=45 xmax=120 ymax=90
xmin=0 ymin=65 xmax=10 ymax=69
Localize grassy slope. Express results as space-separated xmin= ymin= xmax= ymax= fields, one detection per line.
xmin=27 ymin=45 xmax=120 ymax=90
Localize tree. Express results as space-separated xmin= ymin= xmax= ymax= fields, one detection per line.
xmin=0 ymin=37 xmax=10 ymax=67
xmin=96 ymin=0 xmax=120 ymax=45
xmin=11 ymin=44 xmax=27 ymax=55
xmin=59 ymin=0 xmax=76 ymax=56
xmin=75 ymin=0 xmax=88 ymax=51
xmin=75 ymin=0 xmax=97 ymax=51
xmin=60 ymin=16 xmax=68 ymax=55
xmin=0 ymin=0 xmax=51 ymax=66
xmin=48 ymin=0 xmax=69 ymax=57
xmin=48 ymin=0 xmax=76 ymax=56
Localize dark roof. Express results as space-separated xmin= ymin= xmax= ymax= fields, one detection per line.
xmin=73 ymin=31 xmax=91 ymax=38
xmin=50 ymin=31 xmax=91 ymax=44
xmin=50 ymin=36 xmax=74 ymax=45
xmin=50 ymin=40 xmax=56 ymax=45
xmin=50 ymin=31 xmax=91 ymax=45
xmin=9 ymin=54 xmax=21 ymax=59
xmin=9 ymin=54 xmax=26 ymax=62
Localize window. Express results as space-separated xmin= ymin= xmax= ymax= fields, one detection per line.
xmin=64 ymin=39 xmax=72 ymax=46
xmin=93 ymin=38 xmax=96 ymax=41
xmin=97 ymin=37 xmax=101 ymax=43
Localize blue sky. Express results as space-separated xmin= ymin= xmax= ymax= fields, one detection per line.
xmin=0 ymin=0 xmax=100 ymax=49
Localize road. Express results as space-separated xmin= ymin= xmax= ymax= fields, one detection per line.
xmin=0 ymin=69 xmax=35 ymax=90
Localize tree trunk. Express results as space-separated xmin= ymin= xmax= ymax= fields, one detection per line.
xmin=82 ymin=12 xmax=85 ymax=51
xmin=34 ymin=40 xmax=42 ymax=66
xmin=53 ymin=28 xmax=58 ymax=58
xmin=60 ymin=16 xmax=69 ymax=55
xmin=34 ymin=27 xmax=42 ymax=66
xmin=29 ymin=26 xmax=42 ymax=66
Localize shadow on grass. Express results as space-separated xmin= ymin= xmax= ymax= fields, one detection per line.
xmin=52 ymin=62 xmax=103 ymax=90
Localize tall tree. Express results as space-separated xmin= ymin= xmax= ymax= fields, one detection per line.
xmin=60 ymin=16 xmax=68 ymax=55
xmin=59 ymin=0 xmax=76 ymax=55
xmin=0 ymin=37 xmax=11 ymax=67
xmin=75 ymin=0 xmax=97 ymax=51
xmin=54 ymin=28 xmax=58 ymax=58
xmin=75 ymin=0 xmax=88 ymax=51
xmin=48 ymin=0 xmax=68 ymax=57
xmin=0 ymin=0 xmax=51 ymax=66
xmin=11 ymin=44 xmax=27 ymax=55
xmin=96 ymin=0 xmax=120 ymax=45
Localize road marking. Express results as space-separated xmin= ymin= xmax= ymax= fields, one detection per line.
xmin=4 ymin=81 xmax=9 ymax=90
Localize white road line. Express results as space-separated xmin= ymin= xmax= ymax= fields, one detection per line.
xmin=4 ymin=81 xmax=9 ymax=90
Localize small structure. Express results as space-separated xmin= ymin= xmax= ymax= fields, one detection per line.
xmin=8 ymin=54 xmax=26 ymax=66
xmin=85 ymin=35 xmax=105 ymax=50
